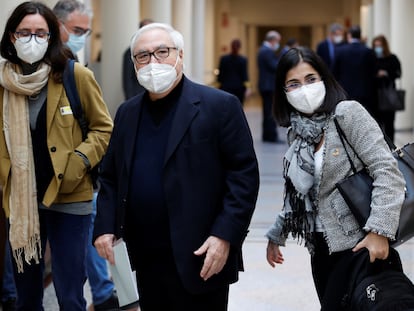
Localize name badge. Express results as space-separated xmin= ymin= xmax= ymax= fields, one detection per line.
xmin=60 ymin=106 xmax=73 ymax=115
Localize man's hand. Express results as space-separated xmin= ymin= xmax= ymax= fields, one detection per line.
xmin=194 ymin=236 xmax=230 ymax=281
xmin=352 ymin=232 xmax=389 ymax=262
xmin=94 ymin=233 xmax=116 ymax=265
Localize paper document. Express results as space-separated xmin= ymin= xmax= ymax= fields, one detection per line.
xmin=109 ymin=239 xmax=139 ymax=310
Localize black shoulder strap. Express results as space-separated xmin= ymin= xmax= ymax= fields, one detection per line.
xmin=334 ymin=118 xmax=366 ymax=173
xmin=63 ymin=59 xmax=88 ymax=140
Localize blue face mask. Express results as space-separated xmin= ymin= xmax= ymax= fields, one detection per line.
xmin=66 ymin=33 xmax=86 ymax=54
xmin=374 ymin=46 xmax=383 ymax=58
xmin=272 ymin=43 xmax=280 ymax=51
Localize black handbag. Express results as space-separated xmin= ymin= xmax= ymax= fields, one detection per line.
xmin=378 ymin=84 xmax=405 ymax=111
xmin=342 ymin=248 xmax=414 ymax=311
xmin=334 ymin=118 xmax=414 ymax=246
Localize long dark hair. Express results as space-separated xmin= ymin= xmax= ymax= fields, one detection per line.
xmin=0 ymin=1 xmax=72 ymax=82
xmin=273 ymin=47 xmax=347 ymax=127
xmin=372 ymin=35 xmax=391 ymax=57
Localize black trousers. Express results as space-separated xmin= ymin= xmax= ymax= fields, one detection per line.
xmin=133 ymin=249 xmax=229 ymax=311
xmin=311 ymin=233 xmax=356 ymax=310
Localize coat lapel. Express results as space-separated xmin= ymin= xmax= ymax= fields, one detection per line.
xmin=46 ymin=80 xmax=63 ymax=135
xmin=123 ymin=97 xmax=144 ymax=175
xmin=164 ymin=78 xmax=199 ymax=165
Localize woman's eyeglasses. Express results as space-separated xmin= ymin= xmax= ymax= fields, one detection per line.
xmin=14 ymin=31 xmax=50 ymax=44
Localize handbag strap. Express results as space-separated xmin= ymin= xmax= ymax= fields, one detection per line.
xmin=334 ymin=118 xmax=367 ymax=173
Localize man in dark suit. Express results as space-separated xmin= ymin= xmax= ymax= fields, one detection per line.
xmin=332 ymin=25 xmax=377 ymax=116
xmin=217 ymin=39 xmax=250 ymax=105
xmin=316 ymin=23 xmax=345 ymax=70
xmin=257 ymin=30 xmax=282 ymax=142
xmin=94 ymin=23 xmax=259 ymax=311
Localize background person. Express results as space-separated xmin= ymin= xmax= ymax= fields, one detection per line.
xmin=53 ymin=1 xmax=119 ymax=309
xmin=257 ymin=30 xmax=282 ymax=143
xmin=122 ymin=18 xmax=153 ymax=100
xmin=0 ymin=2 xmax=113 ymax=310
xmin=332 ymin=25 xmax=377 ymax=117
xmin=94 ymin=22 xmax=259 ymax=311
xmin=53 ymin=0 xmax=92 ymax=56
xmin=316 ymin=23 xmax=345 ymax=70
xmin=372 ymin=34 xmax=402 ymax=143
xmin=266 ymin=47 xmax=405 ymax=310
xmin=280 ymin=37 xmax=299 ymax=56
xmin=217 ymin=38 xmax=251 ymax=105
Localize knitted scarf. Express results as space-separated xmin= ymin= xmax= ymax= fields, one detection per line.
xmin=281 ymin=112 xmax=329 ymax=251
xmin=0 ymin=58 xmax=50 ymax=272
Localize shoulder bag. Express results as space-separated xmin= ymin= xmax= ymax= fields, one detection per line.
xmin=378 ymin=83 xmax=405 ymax=111
xmin=334 ymin=118 xmax=414 ymax=246
xmin=63 ymin=59 xmax=100 ymax=190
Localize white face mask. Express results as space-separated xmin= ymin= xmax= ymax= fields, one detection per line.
xmin=286 ymin=81 xmax=326 ymax=114
xmin=14 ymin=38 xmax=48 ymax=64
xmin=333 ymin=35 xmax=343 ymax=44
xmin=137 ymin=57 xmax=179 ymax=94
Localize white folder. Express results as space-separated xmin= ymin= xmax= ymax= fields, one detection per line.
xmin=109 ymin=239 xmax=139 ymax=310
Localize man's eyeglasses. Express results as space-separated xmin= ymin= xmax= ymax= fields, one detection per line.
xmin=284 ymin=75 xmax=322 ymax=92
xmin=133 ymin=47 xmax=178 ymax=64
xmin=62 ymin=24 xmax=92 ymax=37
xmin=14 ymin=31 xmax=50 ymax=44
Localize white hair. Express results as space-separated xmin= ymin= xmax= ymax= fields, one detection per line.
xmin=129 ymin=22 xmax=184 ymax=58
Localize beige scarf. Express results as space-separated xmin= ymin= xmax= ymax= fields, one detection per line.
xmin=0 ymin=58 xmax=50 ymax=272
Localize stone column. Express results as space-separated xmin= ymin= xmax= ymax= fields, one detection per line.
xmin=172 ymin=0 xmax=193 ymax=79
xmin=373 ymin=0 xmax=390 ymax=39
xmin=246 ymin=24 xmax=257 ymax=94
xmin=191 ymin=0 xmax=205 ymax=83
xmin=203 ymin=0 xmax=216 ymax=85
xmin=100 ymin=0 xmax=139 ymax=117
xmin=141 ymin=0 xmax=172 ymax=24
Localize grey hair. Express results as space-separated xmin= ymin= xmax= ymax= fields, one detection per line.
xmin=129 ymin=22 xmax=184 ymax=58
xmin=265 ymin=30 xmax=280 ymax=41
xmin=53 ymin=0 xmax=93 ymax=22
xmin=329 ymin=23 xmax=343 ymax=34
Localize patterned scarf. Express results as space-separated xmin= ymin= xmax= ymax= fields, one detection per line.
xmin=0 ymin=57 xmax=50 ymax=272
xmin=281 ymin=112 xmax=330 ymax=251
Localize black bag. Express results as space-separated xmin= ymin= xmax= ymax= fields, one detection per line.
xmin=343 ymin=248 xmax=414 ymax=311
xmin=63 ymin=59 xmax=100 ymax=190
xmin=378 ymin=84 xmax=405 ymax=111
xmin=334 ymin=118 xmax=414 ymax=246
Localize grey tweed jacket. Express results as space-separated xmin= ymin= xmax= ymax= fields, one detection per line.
xmin=266 ymin=100 xmax=406 ymax=253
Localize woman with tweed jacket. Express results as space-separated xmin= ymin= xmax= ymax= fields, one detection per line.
xmin=265 ymin=47 xmax=405 ymax=309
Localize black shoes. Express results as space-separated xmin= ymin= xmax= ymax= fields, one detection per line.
xmin=1 ymin=298 xmax=16 ymax=311
xmin=94 ymin=292 xmax=120 ymax=311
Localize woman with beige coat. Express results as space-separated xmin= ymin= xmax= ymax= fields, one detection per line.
xmin=0 ymin=2 xmax=112 ymax=310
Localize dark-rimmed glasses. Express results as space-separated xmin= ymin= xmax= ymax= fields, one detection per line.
xmin=14 ymin=31 xmax=50 ymax=44
xmin=133 ymin=47 xmax=178 ymax=64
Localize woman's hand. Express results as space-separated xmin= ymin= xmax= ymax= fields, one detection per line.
xmin=352 ymin=232 xmax=389 ymax=262
xmin=266 ymin=240 xmax=284 ymax=267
